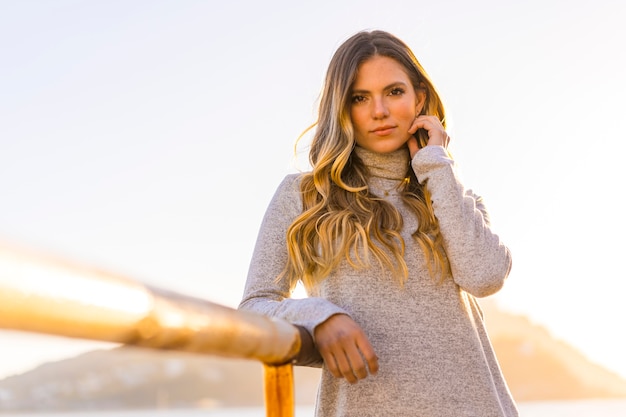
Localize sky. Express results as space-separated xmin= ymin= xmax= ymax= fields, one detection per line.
xmin=1 ymin=0 xmax=625 ymax=381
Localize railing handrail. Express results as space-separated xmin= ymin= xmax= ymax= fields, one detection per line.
xmin=0 ymin=243 xmax=300 ymax=416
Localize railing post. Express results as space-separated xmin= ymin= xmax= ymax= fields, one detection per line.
xmin=263 ymin=363 xmax=295 ymax=417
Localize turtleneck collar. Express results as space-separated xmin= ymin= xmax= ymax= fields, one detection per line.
xmin=353 ymin=145 xmax=410 ymax=180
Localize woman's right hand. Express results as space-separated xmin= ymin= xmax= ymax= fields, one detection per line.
xmin=313 ymin=314 xmax=378 ymax=383
xmin=407 ymin=115 xmax=451 ymax=158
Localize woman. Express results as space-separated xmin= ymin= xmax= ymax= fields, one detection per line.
xmin=239 ymin=30 xmax=517 ymax=417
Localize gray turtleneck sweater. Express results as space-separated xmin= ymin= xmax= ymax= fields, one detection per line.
xmin=239 ymin=145 xmax=517 ymax=417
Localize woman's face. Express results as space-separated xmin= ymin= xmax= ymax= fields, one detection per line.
xmin=350 ymin=55 xmax=425 ymax=154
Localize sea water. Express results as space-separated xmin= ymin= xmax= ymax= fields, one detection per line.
xmin=3 ymin=399 xmax=626 ymax=416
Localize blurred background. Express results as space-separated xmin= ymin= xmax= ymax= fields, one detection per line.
xmin=1 ymin=0 xmax=625 ymax=408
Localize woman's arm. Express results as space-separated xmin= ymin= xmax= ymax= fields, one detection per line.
xmin=238 ymin=174 xmax=349 ymax=365
xmin=240 ymin=174 xmax=379 ymax=377
xmin=412 ymin=146 xmax=512 ymax=297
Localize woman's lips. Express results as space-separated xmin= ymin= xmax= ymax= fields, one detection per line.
xmin=371 ymin=125 xmax=396 ymax=136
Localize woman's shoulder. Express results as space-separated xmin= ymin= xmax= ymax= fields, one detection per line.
xmin=272 ymin=172 xmax=307 ymax=204
xmin=275 ymin=172 xmax=309 ymax=195
xmin=280 ymin=172 xmax=305 ymax=186
xmin=266 ymin=172 xmax=308 ymax=215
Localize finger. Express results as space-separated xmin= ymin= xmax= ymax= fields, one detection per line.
xmin=413 ymin=116 xmax=444 ymax=146
xmin=408 ymin=117 xmax=421 ymax=135
xmin=333 ymin=349 xmax=358 ymax=383
xmin=357 ymin=338 xmax=379 ymax=375
xmin=413 ymin=115 xmax=441 ymax=130
xmin=410 ymin=116 xmax=430 ymax=134
xmin=426 ymin=127 xmax=449 ymax=147
xmin=318 ymin=345 xmax=343 ymax=379
xmin=343 ymin=344 xmax=369 ymax=380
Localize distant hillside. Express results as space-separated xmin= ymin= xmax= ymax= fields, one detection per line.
xmin=0 ymin=347 xmax=320 ymax=411
xmin=1 ymin=302 xmax=625 ymax=411
xmin=481 ymin=300 xmax=626 ymax=401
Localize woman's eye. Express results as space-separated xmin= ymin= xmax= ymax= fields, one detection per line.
xmin=351 ymin=95 xmax=366 ymax=104
xmin=389 ymin=88 xmax=405 ymax=96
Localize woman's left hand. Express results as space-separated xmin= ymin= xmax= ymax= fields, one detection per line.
xmin=407 ymin=115 xmax=450 ymax=159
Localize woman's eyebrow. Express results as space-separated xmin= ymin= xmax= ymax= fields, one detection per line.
xmin=351 ymin=81 xmax=409 ymax=94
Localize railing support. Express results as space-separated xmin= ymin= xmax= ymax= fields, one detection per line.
xmin=264 ymin=363 xmax=295 ymax=417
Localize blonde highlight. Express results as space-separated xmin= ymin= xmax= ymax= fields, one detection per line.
xmin=282 ymin=30 xmax=451 ymax=290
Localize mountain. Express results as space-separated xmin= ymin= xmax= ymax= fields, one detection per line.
xmin=1 ymin=302 xmax=625 ymax=411
xmin=481 ymin=300 xmax=626 ymax=401
xmin=1 ymin=347 xmax=216 ymax=410
xmin=0 ymin=347 xmax=320 ymax=411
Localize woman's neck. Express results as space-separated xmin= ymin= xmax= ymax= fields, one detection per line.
xmin=353 ymin=145 xmax=410 ymax=180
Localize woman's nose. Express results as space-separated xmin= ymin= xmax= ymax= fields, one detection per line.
xmin=372 ymin=97 xmax=389 ymax=119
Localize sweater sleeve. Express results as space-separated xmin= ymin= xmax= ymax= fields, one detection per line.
xmin=238 ymin=174 xmax=349 ymax=337
xmin=411 ymin=146 xmax=512 ymax=297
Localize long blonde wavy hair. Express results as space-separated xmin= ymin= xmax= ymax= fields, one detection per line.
xmin=283 ymin=30 xmax=451 ymax=290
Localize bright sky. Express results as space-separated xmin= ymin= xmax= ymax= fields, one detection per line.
xmin=1 ymin=0 xmax=625 ymax=381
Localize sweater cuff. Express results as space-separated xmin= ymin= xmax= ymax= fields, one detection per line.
xmin=411 ymin=145 xmax=454 ymax=183
xmin=293 ymin=325 xmax=323 ymax=367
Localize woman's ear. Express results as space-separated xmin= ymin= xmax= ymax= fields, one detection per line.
xmin=415 ymin=85 xmax=427 ymax=115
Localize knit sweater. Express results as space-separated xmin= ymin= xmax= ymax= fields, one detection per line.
xmin=239 ymin=145 xmax=517 ymax=417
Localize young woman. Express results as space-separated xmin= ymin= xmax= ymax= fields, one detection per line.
xmin=239 ymin=30 xmax=517 ymax=417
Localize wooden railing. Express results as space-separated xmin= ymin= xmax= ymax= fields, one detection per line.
xmin=0 ymin=243 xmax=302 ymax=417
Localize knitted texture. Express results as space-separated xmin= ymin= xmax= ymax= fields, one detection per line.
xmin=239 ymin=145 xmax=517 ymax=417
